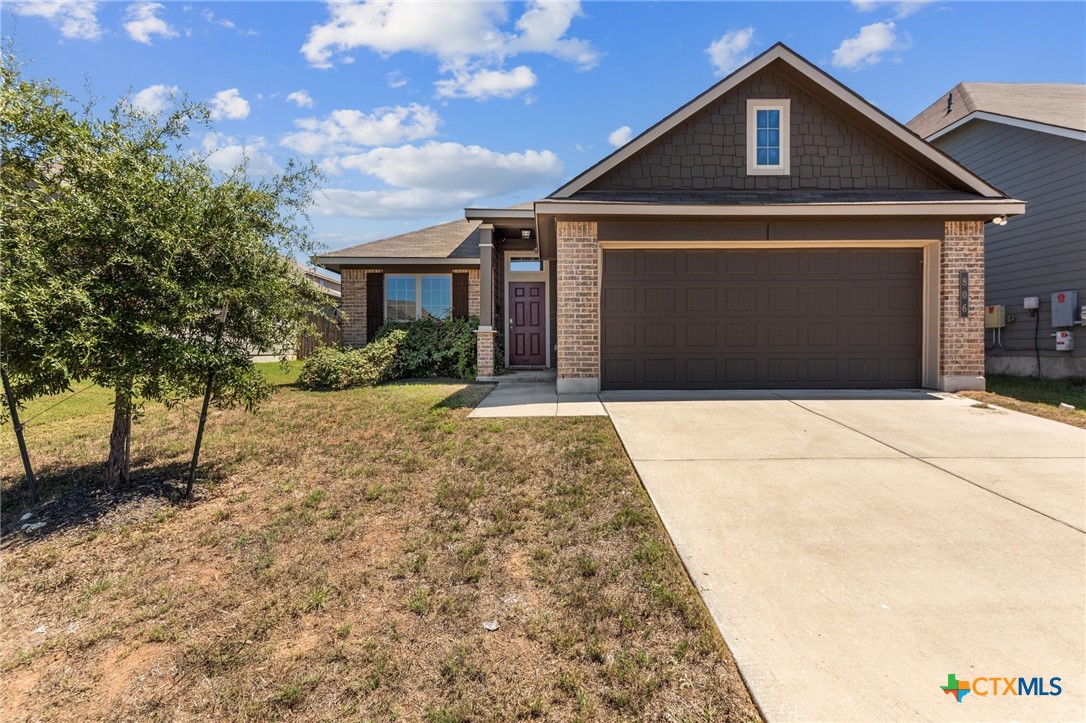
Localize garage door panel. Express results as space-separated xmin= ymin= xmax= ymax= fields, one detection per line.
xmin=725 ymin=250 xmax=757 ymax=274
xmin=604 ymin=250 xmax=636 ymax=275
xmin=686 ymin=250 xmax=717 ymax=274
xmin=686 ymin=287 xmax=717 ymax=311
xmin=600 ymin=248 xmax=922 ymax=390
xmin=602 ymin=286 xmax=636 ymax=313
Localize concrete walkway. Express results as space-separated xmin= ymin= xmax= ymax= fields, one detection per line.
xmin=603 ymin=390 xmax=1086 ymax=722
xmin=469 ymin=381 xmax=606 ymax=418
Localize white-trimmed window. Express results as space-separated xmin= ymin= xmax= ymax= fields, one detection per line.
xmin=385 ymin=274 xmax=451 ymax=321
xmin=746 ymin=99 xmax=790 ymax=175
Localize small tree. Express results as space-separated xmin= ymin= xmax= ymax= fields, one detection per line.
xmin=1 ymin=53 xmax=328 ymax=489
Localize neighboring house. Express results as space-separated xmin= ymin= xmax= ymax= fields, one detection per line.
xmin=317 ymin=44 xmax=1023 ymax=393
xmin=908 ymin=83 xmax=1086 ymax=380
xmin=299 ymin=263 xmax=342 ymax=300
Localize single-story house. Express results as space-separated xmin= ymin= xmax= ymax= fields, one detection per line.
xmin=317 ymin=43 xmax=1024 ymax=393
xmin=907 ymin=83 xmax=1085 ymax=380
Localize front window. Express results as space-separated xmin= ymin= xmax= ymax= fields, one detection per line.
xmin=386 ymin=275 xmax=451 ymax=321
xmin=421 ymin=276 xmax=451 ymax=318
xmin=747 ymin=99 xmax=790 ymax=175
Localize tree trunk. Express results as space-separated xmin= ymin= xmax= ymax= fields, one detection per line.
xmin=106 ymin=389 xmax=132 ymax=489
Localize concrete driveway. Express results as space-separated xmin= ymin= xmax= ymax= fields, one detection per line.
xmin=602 ymin=390 xmax=1086 ymax=722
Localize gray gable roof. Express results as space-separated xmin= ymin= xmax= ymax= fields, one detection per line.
xmin=908 ymin=83 xmax=1086 ymax=138
xmin=321 ymin=219 xmax=481 ymax=262
xmin=550 ymin=43 xmax=1007 ymax=200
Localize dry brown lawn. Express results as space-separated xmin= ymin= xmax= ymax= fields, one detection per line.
xmin=1 ymin=371 xmax=759 ymax=722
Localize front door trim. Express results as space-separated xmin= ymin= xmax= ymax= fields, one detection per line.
xmin=504 ymin=250 xmax=551 ymax=368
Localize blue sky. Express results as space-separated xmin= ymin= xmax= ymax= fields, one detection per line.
xmin=6 ymin=1 xmax=1085 ymax=261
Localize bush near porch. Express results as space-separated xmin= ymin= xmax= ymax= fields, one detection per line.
xmin=298 ymin=317 xmax=478 ymax=391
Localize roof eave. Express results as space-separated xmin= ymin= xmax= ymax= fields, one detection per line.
xmin=464 ymin=207 xmax=536 ymax=221
xmin=315 ymin=256 xmax=480 ymax=272
xmin=534 ymin=199 xmax=1026 ymax=219
xmin=925 ymin=110 xmax=1086 ymax=143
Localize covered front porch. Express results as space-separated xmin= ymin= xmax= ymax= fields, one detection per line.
xmin=467 ymin=206 xmax=557 ymax=376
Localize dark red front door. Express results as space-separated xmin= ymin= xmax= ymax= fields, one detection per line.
xmin=509 ymin=282 xmax=546 ymax=366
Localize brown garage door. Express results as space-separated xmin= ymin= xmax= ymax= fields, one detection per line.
xmin=600 ymin=248 xmax=922 ymax=390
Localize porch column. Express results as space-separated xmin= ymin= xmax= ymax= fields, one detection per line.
xmin=476 ymin=225 xmax=496 ymax=378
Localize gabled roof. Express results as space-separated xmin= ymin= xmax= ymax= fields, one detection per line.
xmin=549 ymin=43 xmax=1006 ymax=200
xmin=907 ymin=82 xmax=1086 ymax=141
xmin=315 ymin=219 xmax=481 ymax=271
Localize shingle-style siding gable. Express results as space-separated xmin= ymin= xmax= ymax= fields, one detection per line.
xmin=586 ymin=66 xmax=950 ymax=193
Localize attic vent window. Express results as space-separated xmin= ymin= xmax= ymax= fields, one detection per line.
xmin=746 ymin=99 xmax=791 ymax=176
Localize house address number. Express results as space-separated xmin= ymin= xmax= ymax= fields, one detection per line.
xmin=959 ymin=270 xmax=969 ymax=317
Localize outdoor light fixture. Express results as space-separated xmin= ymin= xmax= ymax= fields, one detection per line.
xmin=521 ymin=228 xmax=532 ymax=239
xmin=992 ymin=215 xmax=1008 ymax=226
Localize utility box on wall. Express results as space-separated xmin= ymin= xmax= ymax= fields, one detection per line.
xmin=984 ymin=305 xmax=1006 ymax=328
xmin=1051 ymin=290 xmax=1078 ymax=327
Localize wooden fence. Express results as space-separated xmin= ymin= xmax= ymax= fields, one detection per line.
xmin=298 ymin=311 xmax=342 ymax=359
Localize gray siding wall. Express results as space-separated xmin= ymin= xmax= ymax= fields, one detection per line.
xmin=933 ymin=120 xmax=1086 ymax=377
xmin=588 ymin=67 xmax=949 ymax=192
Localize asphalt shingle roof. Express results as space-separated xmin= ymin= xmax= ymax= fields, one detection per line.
xmin=907 ymin=83 xmax=1086 ymax=138
xmin=323 ymin=219 xmax=481 ymax=260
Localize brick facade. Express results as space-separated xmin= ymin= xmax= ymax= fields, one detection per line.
xmin=556 ymin=221 xmax=600 ymax=393
xmin=339 ymin=267 xmax=480 ymax=349
xmin=940 ymin=220 xmax=986 ymax=389
xmin=476 ymin=330 xmax=496 ymax=377
xmin=340 ymin=267 xmax=368 ymax=347
xmin=589 ymin=68 xmax=946 ymax=193
xmin=465 ymin=269 xmax=480 ymax=317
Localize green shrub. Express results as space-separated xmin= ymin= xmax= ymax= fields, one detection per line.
xmin=356 ymin=329 xmax=405 ymax=385
xmin=297 ymin=346 xmax=356 ymax=391
xmin=373 ymin=316 xmax=478 ymax=380
xmin=297 ymin=330 xmax=407 ymax=390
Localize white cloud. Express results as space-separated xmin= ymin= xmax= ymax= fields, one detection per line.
xmin=286 ymin=90 xmax=315 ymax=108
xmin=508 ymin=1 xmax=598 ymax=68
xmin=832 ymin=21 xmax=910 ymax=70
xmin=124 ymin=2 xmax=177 ymax=45
xmin=607 ymin=125 xmax=632 ymax=148
xmin=9 ymin=1 xmax=102 ymax=40
xmin=199 ymin=7 xmax=258 ymax=35
xmin=435 ymin=65 xmax=537 ymax=100
xmin=301 ymin=1 xmax=505 ymax=68
xmin=202 ymin=132 xmax=281 ymax=177
xmin=313 ymin=141 xmax=563 ymax=219
xmin=209 ymin=89 xmax=251 ymax=120
xmin=336 ymin=142 xmax=563 ymax=196
xmin=313 ymin=187 xmax=481 ymax=219
xmin=850 ymin=0 xmax=934 ymax=18
xmin=130 ymin=83 xmax=178 ymax=113
xmin=280 ymin=104 xmax=441 ymax=155
xmin=706 ymin=27 xmax=756 ymax=77
xmin=387 ymin=71 xmax=409 ymax=89
xmin=300 ymin=0 xmax=598 ymax=100
xmin=200 ymin=8 xmax=234 ymax=28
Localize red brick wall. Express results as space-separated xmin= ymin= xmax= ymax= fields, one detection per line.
xmin=940 ymin=220 xmax=986 ymax=385
xmin=340 ymin=267 xmax=368 ymax=348
xmin=476 ymin=330 xmax=495 ymax=377
xmin=556 ymin=221 xmax=600 ymax=385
